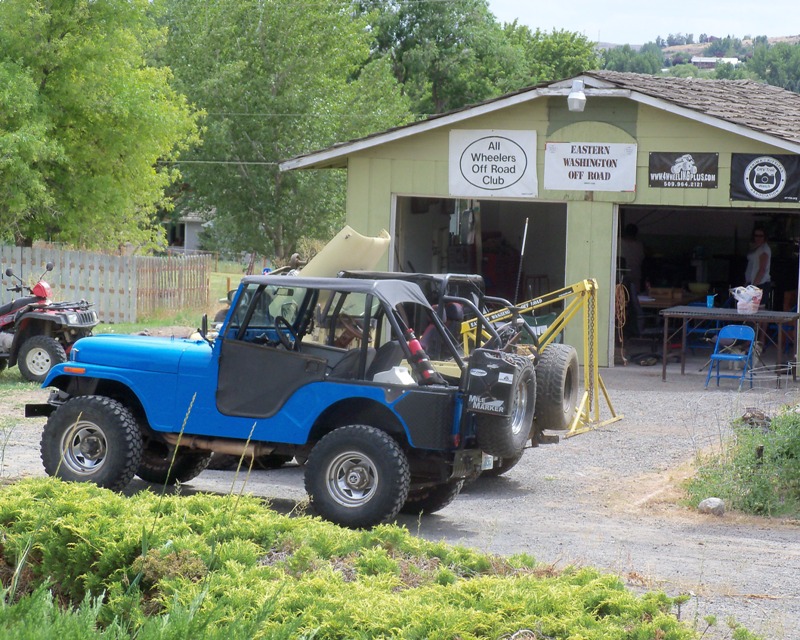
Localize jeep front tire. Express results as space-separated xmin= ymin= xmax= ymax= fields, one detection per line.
xmin=305 ymin=425 xmax=410 ymax=528
xmin=40 ymin=396 xmax=143 ymax=491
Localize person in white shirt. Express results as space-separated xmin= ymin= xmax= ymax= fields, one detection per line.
xmin=745 ymin=227 xmax=772 ymax=309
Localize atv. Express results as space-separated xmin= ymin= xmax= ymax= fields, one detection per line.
xmin=1 ymin=263 xmax=98 ymax=382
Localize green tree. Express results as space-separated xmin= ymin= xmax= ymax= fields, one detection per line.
xmin=704 ymin=36 xmax=745 ymax=57
xmin=358 ymin=2 xmax=597 ymax=115
xmin=502 ymin=23 xmax=598 ymax=88
xmin=667 ymin=63 xmax=701 ymax=78
xmin=357 ymin=0 xmax=515 ymax=115
xmin=602 ymin=43 xmax=664 ymax=74
xmin=712 ymin=62 xmax=752 ymax=80
xmin=0 ymin=62 xmax=60 ymax=243
xmin=0 ymin=0 xmax=199 ymax=249
xmin=746 ymin=42 xmax=800 ymax=91
xmin=159 ymin=0 xmax=410 ymax=260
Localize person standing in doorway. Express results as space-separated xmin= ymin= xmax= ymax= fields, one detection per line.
xmin=745 ymin=226 xmax=772 ymax=309
xmin=619 ymin=223 xmax=646 ymax=292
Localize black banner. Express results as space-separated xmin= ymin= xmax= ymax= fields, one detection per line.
xmin=649 ymin=152 xmax=718 ymax=188
xmin=730 ymin=154 xmax=800 ymax=202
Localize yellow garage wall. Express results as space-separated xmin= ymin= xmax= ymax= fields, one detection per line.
xmin=633 ymin=103 xmax=796 ymax=209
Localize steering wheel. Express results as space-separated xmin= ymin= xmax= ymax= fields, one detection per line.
xmin=275 ymin=315 xmax=299 ymax=350
xmin=334 ymin=314 xmax=367 ymax=348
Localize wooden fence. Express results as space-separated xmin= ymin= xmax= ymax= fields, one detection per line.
xmin=0 ymin=246 xmax=211 ymax=323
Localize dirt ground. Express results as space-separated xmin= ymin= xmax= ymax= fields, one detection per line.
xmin=1 ymin=345 xmax=799 ymax=639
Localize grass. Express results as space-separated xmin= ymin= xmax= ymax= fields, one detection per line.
xmin=686 ymin=407 xmax=800 ymax=518
xmin=0 ymin=478 xmax=722 ymax=640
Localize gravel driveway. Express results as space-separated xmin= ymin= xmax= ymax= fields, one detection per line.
xmin=2 ymin=357 xmax=799 ymax=639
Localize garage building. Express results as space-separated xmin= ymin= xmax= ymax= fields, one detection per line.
xmin=281 ymin=71 xmax=800 ymax=366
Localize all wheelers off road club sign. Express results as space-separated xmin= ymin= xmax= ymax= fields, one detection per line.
xmin=449 ymin=130 xmax=538 ymax=198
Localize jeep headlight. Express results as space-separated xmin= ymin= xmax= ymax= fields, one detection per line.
xmin=66 ymin=313 xmax=79 ymax=324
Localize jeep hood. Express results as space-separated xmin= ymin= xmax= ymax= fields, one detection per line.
xmin=70 ymin=334 xmax=209 ymax=374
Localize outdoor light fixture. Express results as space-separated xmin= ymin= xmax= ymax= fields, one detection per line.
xmin=567 ymin=79 xmax=587 ymax=112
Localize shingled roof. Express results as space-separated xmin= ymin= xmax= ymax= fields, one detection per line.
xmin=281 ymin=71 xmax=800 ymax=171
xmin=585 ymin=71 xmax=800 ymax=145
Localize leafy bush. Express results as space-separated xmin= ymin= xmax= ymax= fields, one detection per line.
xmin=687 ymin=407 xmax=800 ymax=516
xmin=0 ymin=479 xmax=715 ymax=638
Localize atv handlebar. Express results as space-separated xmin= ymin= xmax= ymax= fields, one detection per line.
xmin=6 ymin=284 xmax=28 ymax=294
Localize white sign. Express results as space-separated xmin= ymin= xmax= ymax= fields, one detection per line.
xmin=544 ymin=142 xmax=637 ymax=192
xmin=449 ymin=130 xmax=538 ymax=198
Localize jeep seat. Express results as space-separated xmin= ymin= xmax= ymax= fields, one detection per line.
xmin=328 ymin=346 xmax=376 ymax=380
xmin=366 ymin=340 xmax=404 ymax=379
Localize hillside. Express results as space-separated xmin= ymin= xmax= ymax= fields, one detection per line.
xmin=600 ymin=34 xmax=800 ymax=54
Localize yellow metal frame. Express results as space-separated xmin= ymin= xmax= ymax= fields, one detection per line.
xmin=456 ymin=279 xmax=622 ymax=435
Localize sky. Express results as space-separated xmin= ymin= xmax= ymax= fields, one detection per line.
xmin=486 ymin=0 xmax=796 ymax=45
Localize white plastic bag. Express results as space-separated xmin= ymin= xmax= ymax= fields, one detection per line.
xmin=730 ymin=285 xmax=762 ymax=314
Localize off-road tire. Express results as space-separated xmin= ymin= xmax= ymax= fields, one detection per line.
xmin=476 ymin=359 xmax=536 ymax=458
xmin=305 ymin=425 xmax=410 ymax=529
xmin=18 ymin=335 xmax=67 ymax=383
xmin=136 ymin=443 xmax=213 ymax=485
xmin=207 ymin=452 xmax=293 ymax=471
xmin=481 ymin=450 xmax=524 ymax=478
xmin=535 ymin=343 xmax=580 ymax=431
xmin=40 ymin=396 xmax=143 ymax=491
xmin=400 ymin=480 xmax=464 ymax=514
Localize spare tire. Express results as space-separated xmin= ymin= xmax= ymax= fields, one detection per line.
xmin=535 ymin=343 xmax=579 ymax=431
xmin=475 ymin=358 xmax=536 ymax=458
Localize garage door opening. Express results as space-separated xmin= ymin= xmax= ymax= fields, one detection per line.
xmin=394 ymin=196 xmax=567 ymax=303
xmin=619 ymin=205 xmax=799 ymax=311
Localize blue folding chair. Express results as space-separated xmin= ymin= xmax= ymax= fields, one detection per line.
xmin=704 ymin=325 xmax=756 ymax=390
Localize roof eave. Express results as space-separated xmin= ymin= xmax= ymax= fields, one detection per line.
xmin=279 ymin=83 xmax=590 ymax=172
xmin=279 ymin=75 xmax=800 ymax=171
xmin=626 ymin=91 xmax=800 ymax=154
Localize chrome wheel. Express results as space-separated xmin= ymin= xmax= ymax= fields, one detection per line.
xmin=509 ymin=376 xmax=530 ymax=436
xmin=326 ymin=450 xmax=378 ymax=507
xmin=59 ymin=420 xmax=108 ymax=475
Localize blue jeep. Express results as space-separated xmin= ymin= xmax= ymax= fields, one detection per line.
xmin=26 ymin=275 xmax=534 ymax=528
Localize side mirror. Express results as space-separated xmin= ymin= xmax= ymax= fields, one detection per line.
xmin=4 ymin=268 xmax=13 ymax=277
xmin=199 ymin=314 xmax=213 ymax=345
xmin=45 ymin=262 xmax=54 ymax=271
xmin=227 ymin=289 xmax=235 ymax=303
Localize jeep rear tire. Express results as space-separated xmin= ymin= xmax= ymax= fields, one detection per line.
xmin=18 ymin=335 xmax=67 ymax=383
xmin=476 ymin=359 xmax=536 ymax=458
xmin=400 ymin=480 xmax=463 ymax=515
xmin=41 ymin=396 xmax=143 ymax=491
xmin=305 ymin=425 xmax=410 ymax=528
xmin=136 ymin=443 xmax=212 ymax=485
xmin=535 ymin=344 xmax=579 ymax=431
